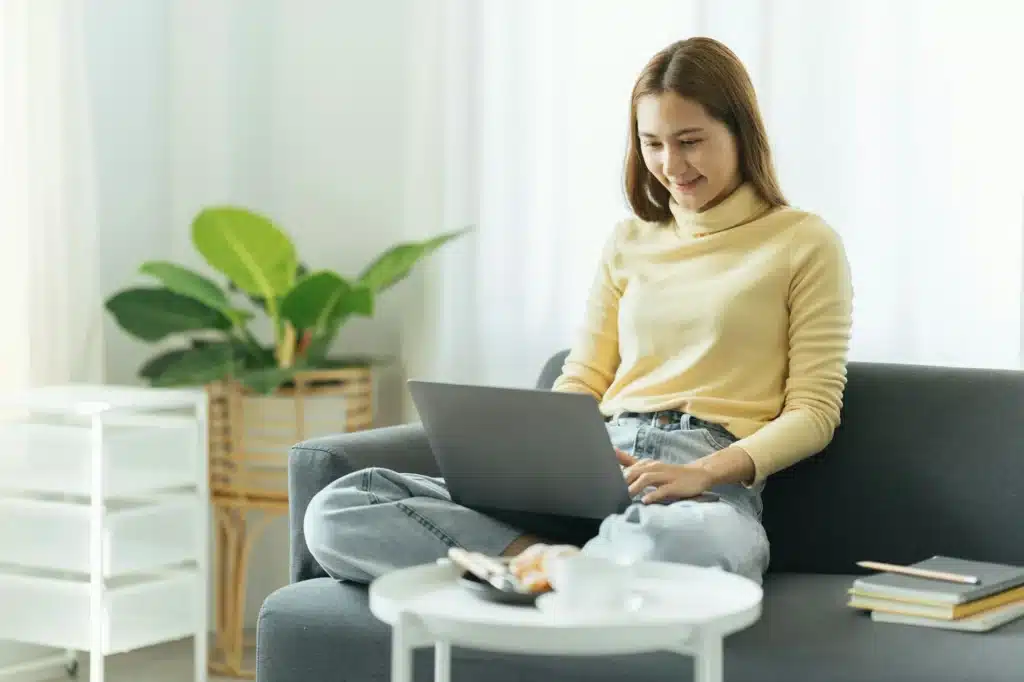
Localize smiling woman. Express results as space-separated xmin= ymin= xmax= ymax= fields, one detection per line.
xmin=552 ymin=39 xmax=853 ymax=466
xmin=300 ymin=35 xmax=851 ymax=591
xmin=626 ymin=37 xmax=785 ymax=219
xmin=541 ymin=35 xmax=854 ymax=581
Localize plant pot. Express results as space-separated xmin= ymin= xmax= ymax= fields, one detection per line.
xmin=206 ymin=367 xmax=372 ymax=501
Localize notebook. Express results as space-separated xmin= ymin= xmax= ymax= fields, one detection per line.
xmin=870 ymin=599 xmax=1024 ymax=632
xmin=848 ymin=584 xmax=1024 ymax=620
xmin=851 ymin=556 xmax=1024 ymax=605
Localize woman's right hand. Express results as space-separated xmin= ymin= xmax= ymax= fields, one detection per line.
xmin=616 ymin=448 xmax=637 ymax=467
xmin=508 ymin=449 xmax=635 ymax=591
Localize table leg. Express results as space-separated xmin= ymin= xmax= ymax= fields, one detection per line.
xmin=434 ymin=641 xmax=451 ymax=682
xmin=693 ymin=634 xmax=723 ymax=682
xmin=391 ymin=618 xmax=415 ymax=682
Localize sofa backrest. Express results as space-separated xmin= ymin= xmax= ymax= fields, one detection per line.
xmin=537 ymin=352 xmax=1024 ymax=574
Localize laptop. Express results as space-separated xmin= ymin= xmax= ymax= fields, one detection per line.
xmin=407 ymin=380 xmax=632 ymax=540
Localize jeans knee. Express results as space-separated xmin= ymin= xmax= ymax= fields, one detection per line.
xmin=586 ymin=502 xmax=768 ymax=583
xmin=303 ymin=473 xmax=377 ymax=581
xmin=662 ymin=503 xmax=768 ymax=582
xmin=303 ymin=486 xmax=334 ymax=569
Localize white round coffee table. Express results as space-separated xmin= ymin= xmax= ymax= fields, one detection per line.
xmin=369 ymin=558 xmax=762 ymax=682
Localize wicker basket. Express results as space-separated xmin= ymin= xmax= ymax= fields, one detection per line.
xmin=207 ymin=366 xmax=373 ymax=503
xmin=206 ymin=366 xmax=373 ymax=678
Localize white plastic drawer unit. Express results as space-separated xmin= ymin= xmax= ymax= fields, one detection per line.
xmin=0 ymin=568 xmax=199 ymax=655
xmin=0 ymin=416 xmax=199 ymax=497
xmin=0 ymin=494 xmax=199 ymax=577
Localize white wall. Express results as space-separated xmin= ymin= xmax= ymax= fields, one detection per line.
xmin=87 ymin=0 xmax=174 ymax=386
xmin=83 ymin=0 xmax=415 ymax=629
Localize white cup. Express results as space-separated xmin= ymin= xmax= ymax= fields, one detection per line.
xmin=546 ymin=554 xmax=631 ymax=613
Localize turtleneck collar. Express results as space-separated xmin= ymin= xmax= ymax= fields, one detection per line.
xmin=669 ymin=182 xmax=771 ymax=238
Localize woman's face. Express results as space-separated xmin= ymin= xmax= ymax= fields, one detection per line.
xmin=636 ymin=91 xmax=741 ymax=212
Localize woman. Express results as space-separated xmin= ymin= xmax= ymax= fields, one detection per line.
xmin=303 ymin=37 xmax=853 ymax=586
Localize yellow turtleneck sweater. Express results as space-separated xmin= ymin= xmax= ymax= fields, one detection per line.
xmin=552 ymin=183 xmax=854 ymax=485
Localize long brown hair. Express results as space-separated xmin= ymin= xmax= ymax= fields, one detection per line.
xmin=624 ymin=37 xmax=787 ymax=222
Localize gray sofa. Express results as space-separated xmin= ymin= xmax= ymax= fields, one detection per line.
xmin=257 ymin=352 xmax=1024 ymax=682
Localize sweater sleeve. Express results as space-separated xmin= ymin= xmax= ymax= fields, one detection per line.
xmin=733 ymin=217 xmax=854 ymax=484
xmin=550 ymin=223 xmax=624 ymax=400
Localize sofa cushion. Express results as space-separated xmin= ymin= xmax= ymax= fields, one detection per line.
xmin=257 ymin=573 xmax=1024 ymax=682
xmin=730 ymin=573 xmax=1024 ymax=681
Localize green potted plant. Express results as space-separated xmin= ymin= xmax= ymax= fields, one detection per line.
xmin=104 ymin=206 xmax=467 ymax=394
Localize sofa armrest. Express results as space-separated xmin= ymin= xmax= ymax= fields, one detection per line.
xmin=288 ymin=422 xmax=438 ymax=582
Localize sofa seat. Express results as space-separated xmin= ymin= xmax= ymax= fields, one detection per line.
xmin=256 ymin=572 xmax=1024 ymax=682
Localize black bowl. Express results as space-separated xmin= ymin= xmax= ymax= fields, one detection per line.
xmin=457 ymin=571 xmax=547 ymax=606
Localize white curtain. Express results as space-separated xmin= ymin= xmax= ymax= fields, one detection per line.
xmin=0 ymin=0 xmax=104 ymax=391
xmin=400 ymin=0 xmax=1024 ymax=397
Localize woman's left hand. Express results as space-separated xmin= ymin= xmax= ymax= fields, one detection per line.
xmin=621 ymin=454 xmax=716 ymax=504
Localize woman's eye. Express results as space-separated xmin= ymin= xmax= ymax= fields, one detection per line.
xmin=642 ymin=140 xmax=662 ymax=149
xmin=680 ymin=139 xmax=701 ymax=147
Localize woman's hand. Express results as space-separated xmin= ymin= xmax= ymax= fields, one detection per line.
xmin=617 ymin=449 xmax=715 ymax=504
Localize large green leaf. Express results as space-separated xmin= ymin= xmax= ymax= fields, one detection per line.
xmin=192 ymin=206 xmax=298 ymax=299
xmin=234 ymin=337 xmax=276 ymax=369
xmin=228 ymin=307 xmax=256 ymax=324
xmin=357 ymin=227 xmax=470 ymax=293
xmin=280 ymin=271 xmax=343 ymax=332
xmin=105 ymin=287 xmax=232 ymax=342
xmin=340 ymin=284 xmax=373 ymax=317
xmin=139 ymin=339 xmax=268 ymax=383
xmin=295 ymin=283 xmax=374 ymax=363
xmin=139 ymin=261 xmax=230 ymax=310
xmin=139 ymin=347 xmax=194 ymax=382
xmin=145 ymin=342 xmax=240 ymax=387
xmin=280 ymin=271 xmax=374 ymax=334
xmin=228 ymin=262 xmax=310 ymax=313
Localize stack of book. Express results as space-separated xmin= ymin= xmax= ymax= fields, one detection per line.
xmin=848 ymin=555 xmax=1024 ymax=632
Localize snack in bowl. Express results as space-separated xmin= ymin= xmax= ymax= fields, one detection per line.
xmin=508 ymin=544 xmax=580 ymax=593
xmin=448 ymin=544 xmax=586 ymax=604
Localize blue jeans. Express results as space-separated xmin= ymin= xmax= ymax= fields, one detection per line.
xmin=304 ymin=411 xmax=770 ymax=584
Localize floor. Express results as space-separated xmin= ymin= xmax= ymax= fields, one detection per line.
xmin=27 ymin=638 xmax=254 ymax=682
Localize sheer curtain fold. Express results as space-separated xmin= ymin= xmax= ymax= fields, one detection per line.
xmin=400 ymin=0 xmax=1024 ymax=401
xmin=0 ymin=0 xmax=103 ymax=391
